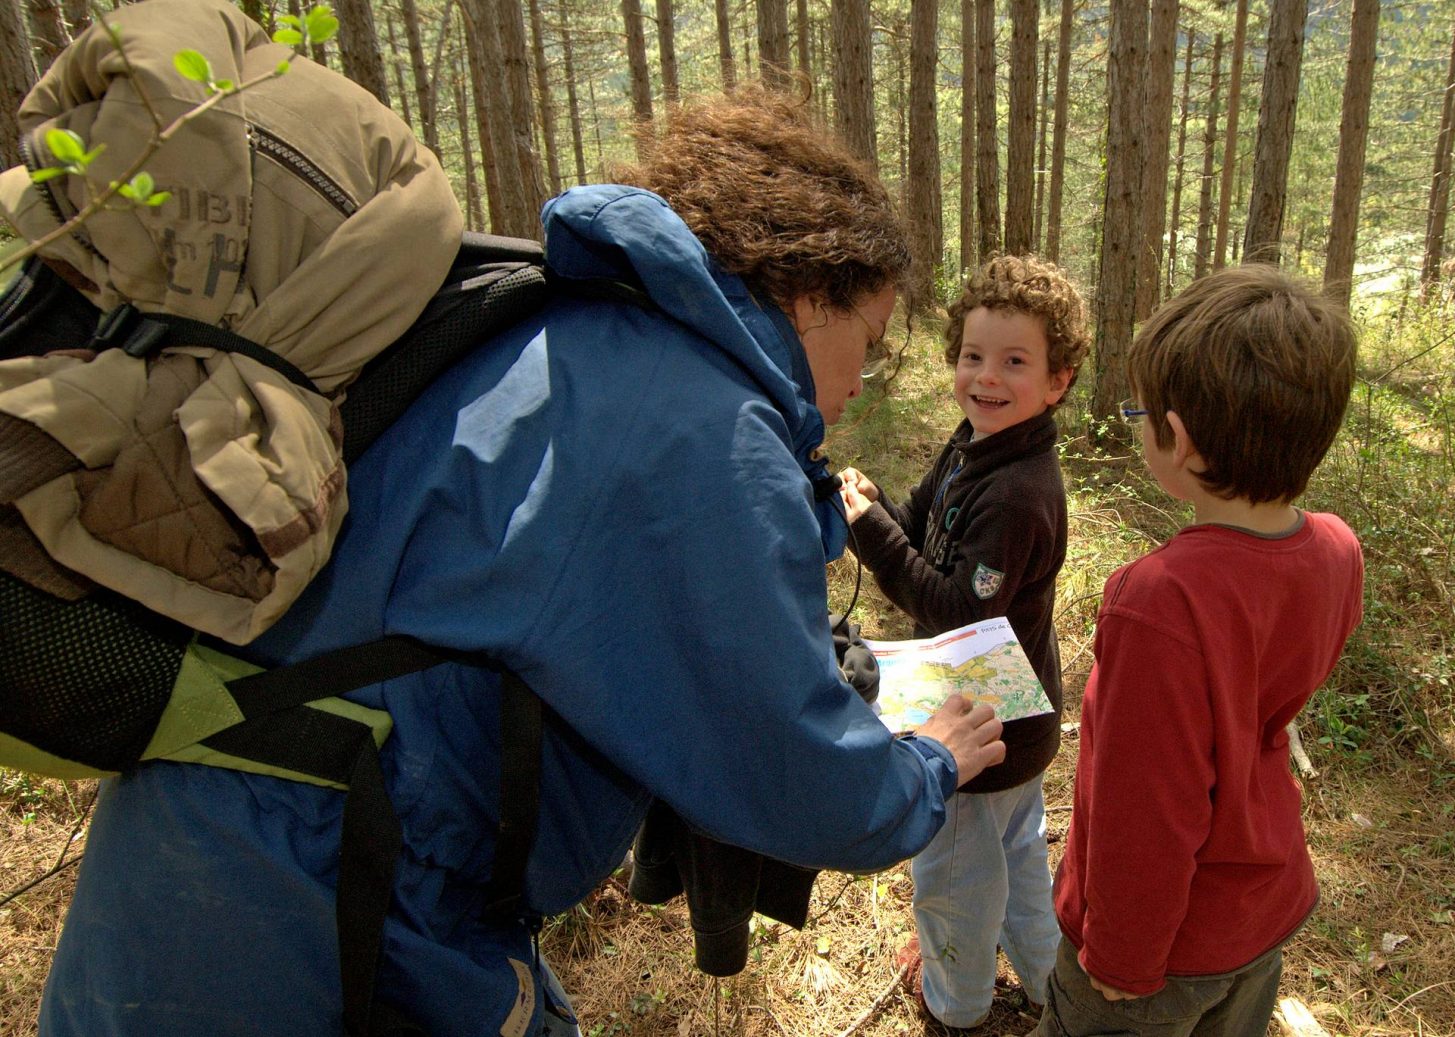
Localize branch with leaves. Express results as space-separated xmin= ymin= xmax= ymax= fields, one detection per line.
xmin=0 ymin=5 xmax=339 ymax=277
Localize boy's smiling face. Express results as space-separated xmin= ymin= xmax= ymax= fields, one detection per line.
xmin=954 ymin=306 xmax=1072 ymax=438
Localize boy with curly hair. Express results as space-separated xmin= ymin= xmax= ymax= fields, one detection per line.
xmin=1036 ymin=266 xmax=1363 ymax=1036
xmin=840 ymin=254 xmax=1090 ymax=1033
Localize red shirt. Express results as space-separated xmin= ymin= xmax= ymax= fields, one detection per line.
xmin=1054 ymin=512 xmax=1363 ymax=995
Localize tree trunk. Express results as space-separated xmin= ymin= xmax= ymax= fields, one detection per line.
xmin=622 ymin=0 xmax=654 ymax=152
xmin=400 ymin=0 xmax=438 ymax=153
xmin=464 ymin=0 xmax=542 ymax=237
xmin=1421 ymin=20 xmax=1455 ymax=294
xmin=831 ymin=0 xmax=877 ymax=169
xmin=462 ymin=14 xmax=503 ymax=230
xmin=975 ymin=0 xmax=1001 ymax=258
xmin=1134 ymin=0 xmax=1179 ymax=319
xmin=715 ymin=0 xmax=736 ymax=90
xmin=656 ymin=0 xmax=680 ymax=104
xmin=1093 ymin=0 xmax=1147 ymax=423
xmin=1323 ymin=0 xmax=1379 ymax=308
xmin=1004 ymin=0 xmax=1036 ymax=254
xmin=1035 ymin=37 xmax=1051 ymax=253
xmin=907 ymin=0 xmax=944 ymax=312
xmin=334 ymin=0 xmax=391 ymax=105
xmin=795 ymin=0 xmax=811 ymax=77
xmin=1045 ymin=0 xmax=1074 ymax=263
xmin=758 ymin=0 xmax=792 ymax=89
xmin=455 ymin=53 xmax=485 ymax=230
xmin=0 ymin=1 xmax=36 ymax=171
xmin=239 ymin=0 xmax=266 ymax=29
xmin=1194 ymin=32 xmax=1223 ymax=278
xmin=384 ymin=12 xmax=414 ymax=128
xmin=528 ymin=0 xmax=563 ymax=193
xmin=287 ymin=0 xmax=330 ymax=68
xmin=1213 ymin=0 xmax=1247 ymax=269
xmin=1242 ymin=0 xmax=1307 ymax=265
xmin=498 ymin=0 xmax=550 ymax=230
xmin=959 ymin=0 xmax=977 ymax=273
xmin=894 ymin=10 xmax=908 ymax=182
xmin=1166 ymin=30 xmax=1195 ymax=296
xmin=26 ymin=0 xmax=69 ymax=74
xmin=560 ymin=0 xmax=588 ymax=184
xmin=61 ymin=0 xmax=88 ymax=37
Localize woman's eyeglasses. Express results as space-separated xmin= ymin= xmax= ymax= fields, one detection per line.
xmin=1119 ymin=398 xmax=1149 ymax=422
xmin=851 ymin=305 xmax=894 ymax=380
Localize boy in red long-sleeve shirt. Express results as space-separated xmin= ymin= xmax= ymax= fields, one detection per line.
xmin=1037 ymin=266 xmax=1364 ymax=1037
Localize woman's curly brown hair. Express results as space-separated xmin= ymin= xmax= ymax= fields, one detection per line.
xmin=943 ymin=254 xmax=1091 ymax=395
xmin=614 ymin=83 xmax=912 ymax=313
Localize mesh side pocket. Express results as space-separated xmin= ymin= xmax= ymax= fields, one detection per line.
xmin=0 ymin=571 xmax=191 ymax=772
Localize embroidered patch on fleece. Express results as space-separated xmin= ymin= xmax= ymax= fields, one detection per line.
xmin=500 ymin=957 xmax=535 ymax=1037
xmin=971 ymin=562 xmax=1005 ymax=600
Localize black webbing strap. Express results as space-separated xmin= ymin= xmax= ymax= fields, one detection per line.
xmin=89 ymin=302 xmax=318 ymax=395
xmin=223 ymin=636 xmax=456 ymax=719
xmin=482 ymin=669 xmax=544 ymax=919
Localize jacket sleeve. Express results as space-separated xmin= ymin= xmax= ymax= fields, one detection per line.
xmin=851 ymin=492 xmax=1052 ymax=636
xmin=1074 ymin=604 xmax=1214 ymax=995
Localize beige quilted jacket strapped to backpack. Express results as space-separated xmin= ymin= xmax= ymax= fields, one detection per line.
xmin=0 ymin=0 xmax=463 ymax=644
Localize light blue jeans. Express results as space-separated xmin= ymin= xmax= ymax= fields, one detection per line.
xmin=911 ymin=775 xmax=1061 ymax=1028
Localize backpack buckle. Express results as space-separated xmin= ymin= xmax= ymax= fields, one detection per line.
xmin=91 ymin=302 xmax=168 ymax=358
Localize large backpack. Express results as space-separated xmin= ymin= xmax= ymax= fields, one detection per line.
xmin=0 ymin=234 xmax=555 ymax=1036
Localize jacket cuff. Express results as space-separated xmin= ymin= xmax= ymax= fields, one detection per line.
xmin=902 ymin=735 xmax=958 ymax=800
xmin=849 ymin=501 xmax=906 ymax=569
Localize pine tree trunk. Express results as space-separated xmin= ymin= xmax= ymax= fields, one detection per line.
xmin=1004 ymin=0 xmax=1037 ymax=254
xmin=1093 ymin=0 xmax=1147 ymax=422
xmin=1323 ymin=0 xmax=1379 ymax=308
xmin=462 ymin=13 xmax=503 ymax=231
xmin=831 ymin=0 xmax=877 ymax=169
xmin=795 ymin=0 xmax=811 ymax=77
xmin=529 ymin=0 xmax=563 ymax=194
xmin=26 ymin=0 xmax=69 ymax=74
xmin=907 ymin=0 xmax=944 ymax=312
xmin=1045 ymin=0 xmax=1074 ymax=263
xmin=960 ymin=0 xmax=977 ymax=273
xmin=0 ymin=1 xmax=36 ymax=170
xmin=1134 ymin=0 xmax=1179 ymax=319
xmin=1420 ymin=21 xmax=1455 ymax=294
xmin=240 ymin=0 xmax=266 ymax=28
xmin=622 ymin=0 xmax=654 ymax=152
xmin=498 ymin=0 xmax=550 ymax=232
xmin=715 ymin=0 xmax=736 ymax=90
xmin=400 ymin=0 xmax=438 ymax=153
xmin=657 ymin=0 xmax=680 ymax=104
xmin=1242 ymin=0 xmax=1307 ymax=265
xmin=455 ymin=53 xmax=485 ymax=230
xmin=975 ymin=0 xmax=1001 ymax=258
xmin=1213 ymin=0 xmax=1247 ymax=269
xmin=334 ymin=0 xmax=391 ymax=105
xmin=1035 ymin=37 xmax=1051 ymax=253
xmin=895 ymin=11 xmax=908 ymax=183
xmin=1194 ymin=32 xmax=1223 ymax=278
xmin=384 ymin=12 xmax=414 ymax=128
xmin=560 ymin=0 xmax=588 ymax=184
xmin=758 ymin=0 xmax=792 ymax=89
xmin=61 ymin=0 xmax=88 ymax=37
xmin=1166 ymin=31 xmax=1195 ymax=296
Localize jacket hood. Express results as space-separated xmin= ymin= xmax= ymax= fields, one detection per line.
xmin=542 ymin=185 xmax=847 ymax=558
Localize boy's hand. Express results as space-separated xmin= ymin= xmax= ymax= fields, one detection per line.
xmin=914 ymin=696 xmax=1005 ymax=787
xmin=1088 ymin=974 xmax=1141 ymax=1002
xmin=837 ymin=467 xmax=880 ymax=502
xmin=840 ymin=480 xmax=875 ymax=523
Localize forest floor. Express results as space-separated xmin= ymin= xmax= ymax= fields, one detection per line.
xmin=4 ymin=308 xmax=1454 ymax=1037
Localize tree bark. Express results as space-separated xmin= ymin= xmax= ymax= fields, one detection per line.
xmin=1134 ymin=0 xmax=1179 ymax=319
xmin=1035 ymin=37 xmax=1051 ymax=253
xmin=0 ymin=1 xmax=36 ymax=171
xmin=1324 ymin=0 xmax=1379 ymax=308
xmin=498 ymin=0 xmax=550 ymax=229
xmin=1213 ymin=0 xmax=1247 ymax=269
xmin=384 ymin=11 xmax=414 ymax=128
xmin=559 ymin=0 xmax=588 ymax=184
xmin=462 ymin=11 xmax=505 ymax=231
xmin=1093 ymin=0 xmax=1147 ymax=422
xmin=975 ymin=0 xmax=1001 ymax=258
xmin=61 ymin=0 xmax=88 ymax=37
xmin=240 ymin=0 xmax=266 ymax=29
xmin=1166 ymin=30 xmax=1195 ymax=296
xmin=1004 ymin=0 xmax=1036 ymax=254
xmin=455 ymin=52 xmax=485 ymax=230
xmin=1045 ymin=0 xmax=1074 ymax=263
xmin=656 ymin=0 xmax=680 ymax=104
xmin=795 ymin=0 xmax=811 ymax=78
xmin=400 ymin=0 xmax=438 ymax=152
xmin=907 ymin=0 xmax=944 ymax=311
xmin=26 ymin=0 xmax=69 ymax=74
xmin=334 ymin=0 xmax=391 ymax=105
xmin=960 ymin=0 xmax=977 ymax=273
xmin=831 ymin=0 xmax=877 ymax=169
xmin=1242 ymin=0 xmax=1307 ymax=265
xmin=1194 ymin=32 xmax=1223 ymax=278
xmin=528 ymin=0 xmax=563 ymax=193
xmin=715 ymin=0 xmax=736 ymax=90
xmin=1420 ymin=19 xmax=1455 ymax=294
xmin=622 ymin=0 xmax=655 ymax=153
xmin=758 ymin=0 xmax=792 ymax=89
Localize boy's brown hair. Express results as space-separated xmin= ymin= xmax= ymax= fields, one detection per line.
xmin=943 ymin=254 xmax=1091 ymax=399
xmin=1127 ymin=265 xmax=1358 ymax=504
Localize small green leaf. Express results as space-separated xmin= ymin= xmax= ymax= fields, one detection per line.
xmin=81 ymin=144 xmax=106 ymax=164
xmin=173 ymin=48 xmax=213 ymax=83
xmin=146 ymin=191 xmax=171 ymax=207
xmin=30 ymin=167 xmax=67 ymax=183
xmin=272 ymin=27 xmax=303 ymax=45
xmin=213 ymin=78 xmax=235 ymax=91
xmin=44 ymin=128 xmax=86 ymax=164
xmin=117 ymin=181 xmax=138 ymax=200
xmin=274 ymin=59 xmax=291 ymax=75
xmin=130 ymin=171 xmax=155 ymax=198
xmin=304 ymin=7 xmax=339 ymax=42
xmin=276 ymin=13 xmax=301 ymax=27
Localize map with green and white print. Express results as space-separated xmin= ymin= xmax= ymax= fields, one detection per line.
xmin=863 ymin=617 xmax=1052 ymax=732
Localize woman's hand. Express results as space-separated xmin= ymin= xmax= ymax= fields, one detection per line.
xmin=914 ymin=697 xmax=1005 ymax=787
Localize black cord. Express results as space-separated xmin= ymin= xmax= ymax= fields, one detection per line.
xmin=828 ymin=485 xmax=864 ymax=637
xmin=0 ymin=782 xmax=98 ymax=908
